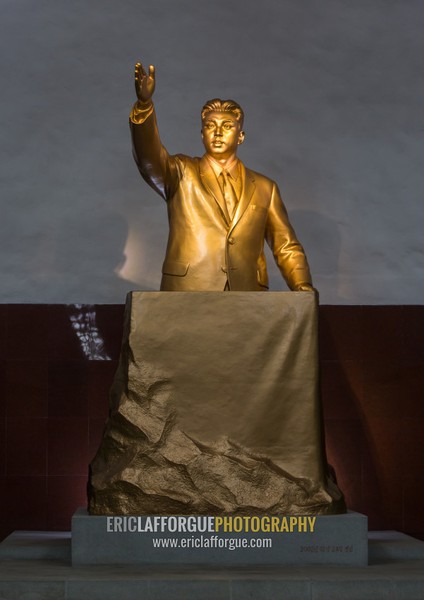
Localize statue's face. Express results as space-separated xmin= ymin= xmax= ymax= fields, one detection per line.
xmin=201 ymin=111 xmax=245 ymax=161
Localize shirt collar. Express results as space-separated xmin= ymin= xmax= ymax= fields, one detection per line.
xmin=205 ymin=155 xmax=240 ymax=181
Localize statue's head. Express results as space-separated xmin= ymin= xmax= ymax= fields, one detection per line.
xmin=201 ymin=99 xmax=245 ymax=160
xmin=201 ymin=99 xmax=244 ymax=128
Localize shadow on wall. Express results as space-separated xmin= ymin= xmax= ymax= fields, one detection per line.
xmin=26 ymin=212 xmax=155 ymax=302
xmin=288 ymin=209 xmax=343 ymax=300
xmin=319 ymin=320 xmax=384 ymax=522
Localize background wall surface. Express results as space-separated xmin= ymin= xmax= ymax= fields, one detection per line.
xmin=1 ymin=0 xmax=423 ymax=304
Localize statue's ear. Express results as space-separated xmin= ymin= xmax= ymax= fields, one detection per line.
xmin=238 ymin=130 xmax=245 ymax=145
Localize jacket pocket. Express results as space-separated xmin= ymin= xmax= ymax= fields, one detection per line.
xmin=162 ymin=260 xmax=190 ymax=277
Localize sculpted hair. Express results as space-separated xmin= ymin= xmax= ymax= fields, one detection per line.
xmin=201 ymin=99 xmax=244 ymax=128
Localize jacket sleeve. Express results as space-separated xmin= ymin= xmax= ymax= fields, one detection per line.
xmin=130 ymin=101 xmax=180 ymax=200
xmin=265 ymin=183 xmax=313 ymax=290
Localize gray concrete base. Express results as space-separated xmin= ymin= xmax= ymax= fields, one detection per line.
xmin=72 ymin=507 xmax=367 ymax=567
xmin=1 ymin=529 xmax=424 ymax=599
xmin=0 ymin=530 xmax=71 ymax=561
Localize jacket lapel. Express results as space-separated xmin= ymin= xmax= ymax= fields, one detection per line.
xmin=229 ymin=162 xmax=255 ymax=234
xmin=199 ymin=156 xmax=230 ymax=223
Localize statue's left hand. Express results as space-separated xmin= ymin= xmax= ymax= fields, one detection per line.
xmin=297 ymin=284 xmax=315 ymax=292
xmin=296 ymin=283 xmax=319 ymax=300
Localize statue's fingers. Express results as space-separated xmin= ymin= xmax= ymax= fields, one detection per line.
xmin=136 ymin=62 xmax=147 ymax=78
xmin=134 ymin=63 xmax=141 ymax=82
xmin=148 ymin=64 xmax=155 ymax=80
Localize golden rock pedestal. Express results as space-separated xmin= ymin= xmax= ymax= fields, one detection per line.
xmin=88 ymin=292 xmax=344 ymax=515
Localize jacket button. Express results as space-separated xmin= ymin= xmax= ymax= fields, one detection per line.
xmin=228 ymin=237 xmax=235 ymax=244
xmin=221 ymin=266 xmax=227 ymax=274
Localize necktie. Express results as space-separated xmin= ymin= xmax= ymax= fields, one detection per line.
xmin=220 ymin=171 xmax=238 ymax=220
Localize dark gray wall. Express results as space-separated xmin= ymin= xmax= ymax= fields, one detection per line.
xmin=1 ymin=0 xmax=423 ymax=303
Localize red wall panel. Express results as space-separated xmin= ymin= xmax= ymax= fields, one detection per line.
xmin=0 ymin=304 xmax=423 ymax=541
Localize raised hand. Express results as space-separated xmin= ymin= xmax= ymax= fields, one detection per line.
xmin=134 ymin=62 xmax=155 ymax=103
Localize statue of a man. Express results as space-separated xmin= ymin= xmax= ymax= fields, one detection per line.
xmin=130 ymin=62 xmax=314 ymax=293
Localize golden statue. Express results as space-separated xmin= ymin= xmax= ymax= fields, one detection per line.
xmin=130 ymin=62 xmax=314 ymax=292
xmin=87 ymin=65 xmax=346 ymax=516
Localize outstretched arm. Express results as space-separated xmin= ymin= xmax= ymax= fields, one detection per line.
xmin=130 ymin=62 xmax=180 ymax=200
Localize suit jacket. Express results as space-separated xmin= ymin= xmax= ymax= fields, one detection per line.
xmin=130 ymin=103 xmax=313 ymax=292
